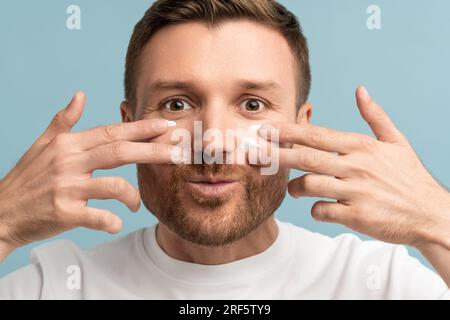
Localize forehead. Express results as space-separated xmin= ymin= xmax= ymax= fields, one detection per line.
xmin=136 ymin=19 xmax=297 ymax=94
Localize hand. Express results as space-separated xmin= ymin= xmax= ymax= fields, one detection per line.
xmin=0 ymin=92 xmax=179 ymax=260
xmin=260 ymin=86 xmax=450 ymax=250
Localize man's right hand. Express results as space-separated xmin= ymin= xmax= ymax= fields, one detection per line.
xmin=0 ymin=91 xmax=179 ymax=261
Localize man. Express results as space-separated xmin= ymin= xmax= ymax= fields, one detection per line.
xmin=0 ymin=0 xmax=449 ymax=299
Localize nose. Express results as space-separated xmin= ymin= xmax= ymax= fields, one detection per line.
xmin=194 ymin=101 xmax=237 ymax=164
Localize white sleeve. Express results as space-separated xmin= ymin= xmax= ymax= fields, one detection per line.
xmin=0 ymin=263 xmax=43 ymax=300
xmin=330 ymin=233 xmax=450 ymax=299
xmin=382 ymin=245 xmax=450 ymax=299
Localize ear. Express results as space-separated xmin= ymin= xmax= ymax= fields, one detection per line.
xmin=291 ymin=102 xmax=313 ymax=151
xmin=296 ymin=101 xmax=312 ymax=126
xmin=120 ymin=100 xmax=134 ymax=123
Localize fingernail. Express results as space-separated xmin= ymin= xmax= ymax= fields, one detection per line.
xmin=152 ymin=119 xmax=176 ymax=130
xmin=359 ymin=86 xmax=371 ymax=103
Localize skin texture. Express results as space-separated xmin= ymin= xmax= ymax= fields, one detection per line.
xmin=121 ymin=20 xmax=299 ymax=263
xmin=0 ymin=93 xmax=179 ymax=258
xmin=0 ymin=19 xmax=449 ymax=287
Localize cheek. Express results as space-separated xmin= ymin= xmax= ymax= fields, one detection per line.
xmin=138 ymin=164 xmax=172 ymax=192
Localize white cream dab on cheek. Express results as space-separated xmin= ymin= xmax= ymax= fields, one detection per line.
xmin=238 ymin=124 xmax=262 ymax=152
xmin=239 ymin=136 xmax=260 ymax=152
xmin=248 ymin=124 xmax=262 ymax=131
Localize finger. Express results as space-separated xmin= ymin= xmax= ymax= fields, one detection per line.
xmin=74 ymin=177 xmax=141 ymax=212
xmin=38 ymin=91 xmax=85 ymax=145
xmin=3 ymin=92 xmax=85 ymax=182
xmin=311 ymin=200 xmax=350 ymax=224
xmin=71 ymin=118 xmax=176 ymax=151
xmin=356 ymin=86 xmax=406 ymax=144
xmin=278 ymin=147 xmax=348 ymax=177
xmin=259 ymin=121 xmax=371 ymax=154
xmin=239 ymin=135 xmax=276 ymax=167
xmin=288 ymin=174 xmax=351 ymax=200
xmin=79 ymin=141 xmax=182 ymax=172
xmin=72 ymin=206 xmax=122 ymax=234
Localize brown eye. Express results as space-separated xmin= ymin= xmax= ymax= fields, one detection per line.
xmin=163 ymin=99 xmax=192 ymax=112
xmin=240 ymin=99 xmax=266 ymax=112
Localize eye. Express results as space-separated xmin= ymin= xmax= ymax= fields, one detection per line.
xmin=162 ymin=99 xmax=193 ymax=112
xmin=239 ymin=98 xmax=267 ymax=112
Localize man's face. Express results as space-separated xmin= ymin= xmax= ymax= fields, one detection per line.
xmin=129 ymin=19 xmax=301 ymax=246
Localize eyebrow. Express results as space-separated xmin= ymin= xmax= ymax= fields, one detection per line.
xmin=148 ymin=80 xmax=195 ymax=91
xmin=236 ymin=79 xmax=281 ymax=91
xmin=147 ymin=78 xmax=281 ymax=93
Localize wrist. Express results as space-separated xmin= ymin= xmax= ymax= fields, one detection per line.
xmin=416 ymin=190 xmax=450 ymax=250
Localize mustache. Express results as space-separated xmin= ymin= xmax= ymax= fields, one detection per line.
xmin=171 ymin=164 xmax=257 ymax=181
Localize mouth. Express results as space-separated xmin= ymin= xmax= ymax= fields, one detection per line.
xmin=185 ymin=176 xmax=239 ymax=198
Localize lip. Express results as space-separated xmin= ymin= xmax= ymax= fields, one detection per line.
xmin=187 ymin=176 xmax=237 ymax=184
xmin=185 ymin=176 xmax=239 ymax=198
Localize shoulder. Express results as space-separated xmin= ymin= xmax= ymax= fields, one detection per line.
xmin=0 ymin=228 xmax=146 ymax=299
xmin=0 ymin=263 xmax=43 ymax=299
xmin=278 ymin=220 xmax=450 ymax=299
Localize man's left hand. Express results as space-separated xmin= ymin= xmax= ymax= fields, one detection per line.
xmin=260 ymin=86 xmax=450 ymax=250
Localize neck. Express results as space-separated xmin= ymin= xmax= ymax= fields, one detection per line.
xmin=155 ymin=216 xmax=279 ymax=265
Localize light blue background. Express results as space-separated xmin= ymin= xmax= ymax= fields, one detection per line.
xmin=1 ymin=0 xmax=449 ymax=277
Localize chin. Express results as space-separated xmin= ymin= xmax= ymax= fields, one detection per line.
xmin=169 ymin=194 xmax=255 ymax=247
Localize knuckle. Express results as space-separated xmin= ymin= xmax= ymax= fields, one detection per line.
xmin=147 ymin=143 xmax=163 ymax=155
xmin=359 ymin=136 xmax=378 ymax=151
xmin=51 ymin=154 xmax=70 ymax=175
xmin=308 ymin=128 xmax=325 ymax=145
xmin=301 ymin=151 xmax=322 ymax=170
xmin=103 ymin=124 xmax=123 ymax=142
xmin=316 ymin=177 xmax=331 ymax=193
xmin=51 ymin=178 xmax=67 ymax=193
xmin=109 ymin=141 xmax=127 ymax=160
xmin=327 ymin=129 xmax=342 ymax=144
xmin=51 ymin=195 xmax=68 ymax=220
xmin=106 ymin=177 xmax=128 ymax=195
xmin=50 ymin=179 xmax=70 ymax=201
xmin=282 ymin=127 xmax=294 ymax=141
xmin=134 ymin=120 xmax=147 ymax=133
xmin=345 ymin=159 xmax=365 ymax=175
xmin=52 ymin=133 xmax=72 ymax=150
xmin=52 ymin=110 xmax=70 ymax=129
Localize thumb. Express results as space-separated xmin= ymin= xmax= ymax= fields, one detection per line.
xmin=355 ymin=86 xmax=406 ymax=144
xmin=38 ymin=91 xmax=85 ymax=144
xmin=6 ymin=92 xmax=86 ymax=178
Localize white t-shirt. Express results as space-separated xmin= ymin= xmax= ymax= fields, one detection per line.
xmin=1 ymin=219 xmax=449 ymax=299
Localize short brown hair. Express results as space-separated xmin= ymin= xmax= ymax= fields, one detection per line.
xmin=124 ymin=0 xmax=311 ymax=111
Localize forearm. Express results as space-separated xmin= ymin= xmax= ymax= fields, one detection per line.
xmin=417 ymin=194 xmax=450 ymax=288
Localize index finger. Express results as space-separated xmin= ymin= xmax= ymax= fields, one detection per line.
xmin=259 ymin=122 xmax=373 ymax=154
xmin=72 ymin=118 xmax=176 ymax=150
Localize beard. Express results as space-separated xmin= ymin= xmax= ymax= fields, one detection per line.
xmin=137 ymin=163 xmax=289 ymax=247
